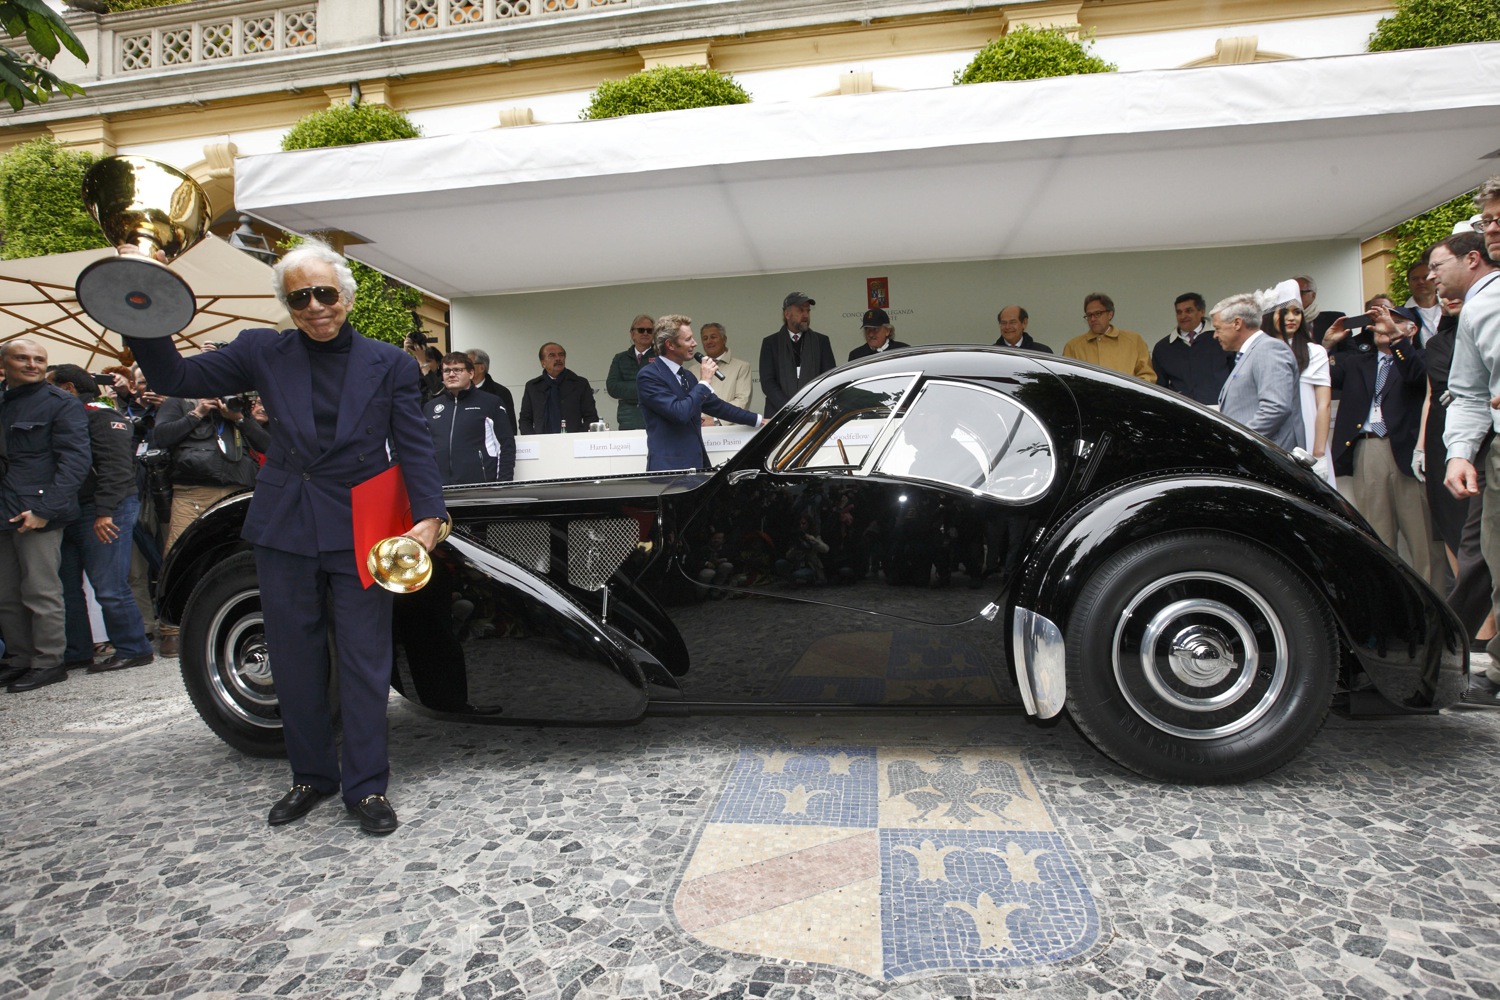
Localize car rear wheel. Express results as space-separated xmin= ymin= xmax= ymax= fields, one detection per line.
xmin=1065 ymin=533 xmax=1336 ymax=783
xmin=179 ymin=551 xmax=286 ymax=757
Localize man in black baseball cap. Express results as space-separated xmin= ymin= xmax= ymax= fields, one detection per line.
xmin=848 ymin=307 xmax=911 ymax=362
xmin=759 ymin=291 xmax=836 ymax=416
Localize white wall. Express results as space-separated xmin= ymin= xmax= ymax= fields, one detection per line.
xmin=452 ymin=239 xmax=1363 ymax=407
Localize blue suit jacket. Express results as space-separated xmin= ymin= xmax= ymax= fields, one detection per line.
xmin=637 ymin=358 xmax=759 ymax=471
xmin=130 ymin=325 xmax=446 ymax=555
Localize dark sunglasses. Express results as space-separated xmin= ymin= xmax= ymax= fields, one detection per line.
xmin=632 ymin=326 xmax=653 ymax=334
xmin=286 ymin=285 xmax=341 ymax=310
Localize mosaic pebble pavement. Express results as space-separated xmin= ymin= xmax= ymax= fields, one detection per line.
xmin=2 ymin=657 xmax=1499 ymax=999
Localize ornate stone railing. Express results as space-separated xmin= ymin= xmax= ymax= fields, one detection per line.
xmin=395 ymin=0 xmax=632 ymax=34
xmin=105 ymin=1 xmax=318 ymax=74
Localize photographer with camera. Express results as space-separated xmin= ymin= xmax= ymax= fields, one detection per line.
xmin=150 ymin=388 xmax=269 ymax=655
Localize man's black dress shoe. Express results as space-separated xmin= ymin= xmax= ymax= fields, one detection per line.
xmin=347 ymin=794 xmax=398 ymax=835
xmin=268 ymin=784 xmax=330 ymax=826
xmin=0 ymin=663 xmax=28 ymax=687
xmin=7 ymin=666 xmax=67 ymax=693
xmin=88 ymin=653 xmax=156 ymax=674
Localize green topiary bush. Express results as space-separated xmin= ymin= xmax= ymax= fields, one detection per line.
xmin=581 ymin=65 xmax=751 ymax=120
xmin=0 ymin=137 xmax=109 ymax=260
xmin=1368 ymin=0 xmax=1500 ymax=51
xmin=1385 ymin=191 xmax=1477 ymax=301
xmin=954 ymin=25 xmax=1116 ymax=85
xmin=64 ymin=0 xmax=193 ymax=12
xmin=281 ymin=103 xmax=422 ymax=151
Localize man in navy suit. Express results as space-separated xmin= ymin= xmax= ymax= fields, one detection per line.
xmin=639 ymin=314 xmax=762 ymax=471
xmin=127 ymin=239 xmax=446 ymax=836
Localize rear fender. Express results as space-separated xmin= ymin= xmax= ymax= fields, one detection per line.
xmin=157 ymin=491 xmax=252 ymax=629
xmin=1015 ymin=477 xmax=1465 ymax=712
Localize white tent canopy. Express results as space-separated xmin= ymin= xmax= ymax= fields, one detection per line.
xmin=234 ymin=42 xmax=1500 ymax=300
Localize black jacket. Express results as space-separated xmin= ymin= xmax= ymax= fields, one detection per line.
xmin=1329 ymin=338 xmax=1426 ymax=479
xmin=993 ymin=331 xmax=1054 ymax=354
xmin=0 ymin=380 xmax=90 ymax=530
xmin=425 ymin=386 xmax=515 ymax=484
xmin=153 ymin=396 xmax=271 ymax=489
xmin=472 ymin=376 xmax=518 ymax=436
xmin=848 ymin=340 xmax=911 ymax=362
xmin=80 ymin=401 xmax=138 ymax=511
xmin=518 ymin=369 xmax=599 ymax=435
xmin=759 ymin=326 xmax=837 ymax=416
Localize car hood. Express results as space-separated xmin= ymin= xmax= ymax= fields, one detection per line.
xmin=442 ymin=469 xmax=710 ymax=514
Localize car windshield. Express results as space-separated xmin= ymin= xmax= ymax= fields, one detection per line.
xmin=873 ymin=381 xmax=1055 ymax=501
xmin=770 ymin=374 xmax=916 ymax=471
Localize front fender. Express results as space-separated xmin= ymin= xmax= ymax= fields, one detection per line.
xmin=1015 ymin=477 xmax=1465 ymax=711
xmin=157 ymin=490 xmax=253 ymax=629
xmin=393 ymin=534 xmax=657 ymax=723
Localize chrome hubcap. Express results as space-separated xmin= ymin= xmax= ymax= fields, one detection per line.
xmin=1114 ymin=572 xmax=1287 ymax=740
xmin=205 ymin=589 xmax=280 ymax=729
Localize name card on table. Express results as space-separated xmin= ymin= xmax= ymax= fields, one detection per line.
xmin=573 ymin=436 xmax=648 ymax=458
xmin=515 ymin=440 xmax=541 ymax=461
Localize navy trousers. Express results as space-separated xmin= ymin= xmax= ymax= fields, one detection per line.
xmin=254 ymin=545 xmax=394 ymax=805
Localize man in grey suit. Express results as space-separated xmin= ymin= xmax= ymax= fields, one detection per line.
xmin=1212 ymin=292 xmax=1302 ymax=451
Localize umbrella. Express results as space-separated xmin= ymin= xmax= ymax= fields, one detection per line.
xmin=0 ymin=235 xmax=289 ymax=368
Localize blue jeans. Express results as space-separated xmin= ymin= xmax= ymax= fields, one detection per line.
xmin=62 ymin=496 xmax=153 ymax=661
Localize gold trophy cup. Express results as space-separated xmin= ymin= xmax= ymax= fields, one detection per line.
xmin=367 ymin=515 xmax=453 ymax=593
xmin=75 ymin=156 xmax=212 ymax=339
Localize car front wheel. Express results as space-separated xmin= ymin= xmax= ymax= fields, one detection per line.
xmin=179 ymin=551 xmax=287 ymax=757
xmin=1065 ymin=533 xmax=1337 ymax=783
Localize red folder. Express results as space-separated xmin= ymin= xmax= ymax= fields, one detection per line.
xmin=351 ymin=465 xmax=413 ymax=589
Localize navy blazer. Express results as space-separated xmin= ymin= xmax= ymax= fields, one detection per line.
xmin=1329 ymin=338 xmax=1426 ymax=479
xmin=638 ymin=358 xmax=759 ymax=471
xmin=129 ymin=325 xmax=446 ymax=555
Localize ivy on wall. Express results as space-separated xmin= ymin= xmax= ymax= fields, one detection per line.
xmin=581 ymin=65 xmax=751 ymax=120
xmin=954 ymin=25 xmax=1116 ymax=85
xmin=0 ymin=137 xmax=109 ymax=260
xmin=278 ymin=103 xmax=426 ymax=345
xmin=1386 ymin=192 xmax=1476 ymax=301
xmin=1367 ymin=1 xmax=1499 ymax=298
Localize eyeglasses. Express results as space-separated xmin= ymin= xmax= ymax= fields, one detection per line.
xmin=1472 ymin=217 xmax=1500 ymax=234
xmin=285 ymin=285 xmax=341 ymax=310
xmin=441 ymin=367 xmax=469 ymax=374
xmin=1084 ymin=310 xmax=1111 ymax=320
xmin=632 ymin=326 xmax=653 ymax=334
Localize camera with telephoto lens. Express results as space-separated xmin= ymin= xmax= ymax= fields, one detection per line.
xmin=219 ymin=394 xmax=249 ymax=414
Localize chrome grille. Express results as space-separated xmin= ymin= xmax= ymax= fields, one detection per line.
xmin=483 ymin=521 xmax=550 ymax=573
xmin=567 ymin=518 xmax=639 ymax=589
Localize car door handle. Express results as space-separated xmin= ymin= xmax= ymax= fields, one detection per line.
xmin=728 ymin=469 xmax=760 ymax=484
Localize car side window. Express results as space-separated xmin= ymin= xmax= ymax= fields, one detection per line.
xmin=770 ymin=374 xmax=917 ymax=472
xmin=873 ymin=381 xmax=1055 ymax=501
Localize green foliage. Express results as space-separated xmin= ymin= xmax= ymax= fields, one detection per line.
xmin=280 ymin=103 xmax=422 ymax=152
xmin=1 ymin=0 xmax=89 ymax=111
xmin=1368 ymin=0 xmax=1500 ymax=51
xmin=346 ymin=260 xmax=423 ymax=346
xmin=581 ymin=65 xmax=751 ymax=120
xmin=64 ymin=0 xmax=192 ymax=11
xmin=1386 ymin=191 xmax=1477 ymax=300
xmin=954 ymin=25 xmax=1116 ymax=85
xmin=0 ymin=137 xmax=108 ymax=260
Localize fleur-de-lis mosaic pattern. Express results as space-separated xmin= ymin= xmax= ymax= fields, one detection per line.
xmin=675 ymin=745 xmax=1099 ymax=980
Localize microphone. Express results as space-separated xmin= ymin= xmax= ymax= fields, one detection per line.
xmin=693 ymin=351 xmax=726 ymax=380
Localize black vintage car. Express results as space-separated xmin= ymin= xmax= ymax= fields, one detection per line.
xmin=158 ymin=347 xmax=1467 ymax=783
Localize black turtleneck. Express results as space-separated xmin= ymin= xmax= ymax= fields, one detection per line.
xmin=301 ymin=323 xmax=353 ymax=452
